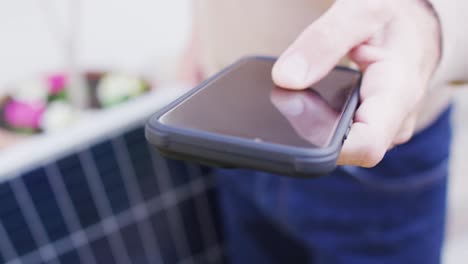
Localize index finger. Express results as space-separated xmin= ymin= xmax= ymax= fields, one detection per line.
xmin=272 ymin=0 xmax=402 ymax=89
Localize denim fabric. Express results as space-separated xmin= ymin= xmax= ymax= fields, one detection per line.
xmin=215 ymin=107 xmax=452 ymax=264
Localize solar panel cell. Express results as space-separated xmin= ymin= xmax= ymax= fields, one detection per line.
xmin=165 ymin=159 xmax=192 ymax=188
xmin=91 ymin=143 xmax=132 ymax=214
xmin=150 ymin=210 xmax=180 ymax=263
xmin=0 ymin=183 xmax=38 ymax=257
xmin=90 ymin=238 xmax=116 ymax=263
xmin=179 ymin=198 xmax=205 ymax=255
xmin=23 ymin=169 xmax=71 ymax=242
xmin=125 ymin=145 xmax=162 ymax=201
xmin=58 ymin=250 xmax=81 ymax=264
xmin=58 ymin=156 xmax=101 ymax=228
xmin=22 ymin=169 xmax=55 ymax=201
xmin=120 ymin=222 xmax=150 ymax=264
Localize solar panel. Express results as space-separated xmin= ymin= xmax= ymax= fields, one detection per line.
xmin=0 ymin=125 xmax=224 ymax=264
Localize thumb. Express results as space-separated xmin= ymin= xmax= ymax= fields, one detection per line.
xmin=272 ymin=0 xmax=400 ymax=89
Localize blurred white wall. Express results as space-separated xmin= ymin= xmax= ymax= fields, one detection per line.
xmin=0 ymin=0 xmax=192 ymax=92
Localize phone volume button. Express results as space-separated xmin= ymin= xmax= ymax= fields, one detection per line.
xmin=343 ymin=124 xmax=352 ymax=143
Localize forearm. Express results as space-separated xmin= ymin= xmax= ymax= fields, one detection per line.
xmin=428 ymin=0 xmax=468 ymax=86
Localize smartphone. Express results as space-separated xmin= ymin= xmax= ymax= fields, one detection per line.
xmin=146 ymin=56 xmax=361 ymax=177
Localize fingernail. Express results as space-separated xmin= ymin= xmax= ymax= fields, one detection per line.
xmin=274 ymin=53 xmax=309 ymax=88
xmin=275 ymin=94 xmax=304 ymax=117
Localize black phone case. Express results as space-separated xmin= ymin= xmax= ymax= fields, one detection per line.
xmin=146 ymin=56 xmax=361 ymax=178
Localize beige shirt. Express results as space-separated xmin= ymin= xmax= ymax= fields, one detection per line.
xmin=195 ymin=0 xmax=467 ymax=132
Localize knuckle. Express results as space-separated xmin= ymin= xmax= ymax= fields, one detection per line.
xmin=409 ymin=84 xmax=425 ymax=103
xmin=394 ymin=124 xmax=416 ymax=145
xmin=394 ymin=130 xmax=413 ymax=145
xmin=304 ymin=25 xmax=336 ymax=47
xmin=361 ymin=0 xmax=394 ymax=18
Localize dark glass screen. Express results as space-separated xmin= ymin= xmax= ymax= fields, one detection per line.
xmin=161 ymin=58 xmax=360 ymax=148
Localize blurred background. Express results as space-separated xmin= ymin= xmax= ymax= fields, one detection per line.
xmin=0 ymin=0 xmax=190 ymax=87
xmin=0 ymin=1 xmax=466 ymax=263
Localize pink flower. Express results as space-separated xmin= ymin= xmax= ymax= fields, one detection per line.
xmin=48 ymin=74 xmax=67 ymax=95
xmin=4 ymin=100 xmax=46 ymax=129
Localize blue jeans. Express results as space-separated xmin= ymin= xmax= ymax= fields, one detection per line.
xmin=215 ymin=107 xmax=452 ymax=264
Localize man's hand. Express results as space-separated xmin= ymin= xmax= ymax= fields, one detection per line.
xmin=272 ymin=0 xmax=441 ymax=167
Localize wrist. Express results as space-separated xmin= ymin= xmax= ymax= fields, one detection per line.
xmin=426 ymin=0 xmax=468 ymax=87
xmin=416 ymin=0 xmax=443 ymax=76
xmin=419 ymin=0 xmax=442 ymax=53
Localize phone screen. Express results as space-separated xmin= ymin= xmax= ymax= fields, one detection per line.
xmin=160 ymin=58 xmax=360 ymax=148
